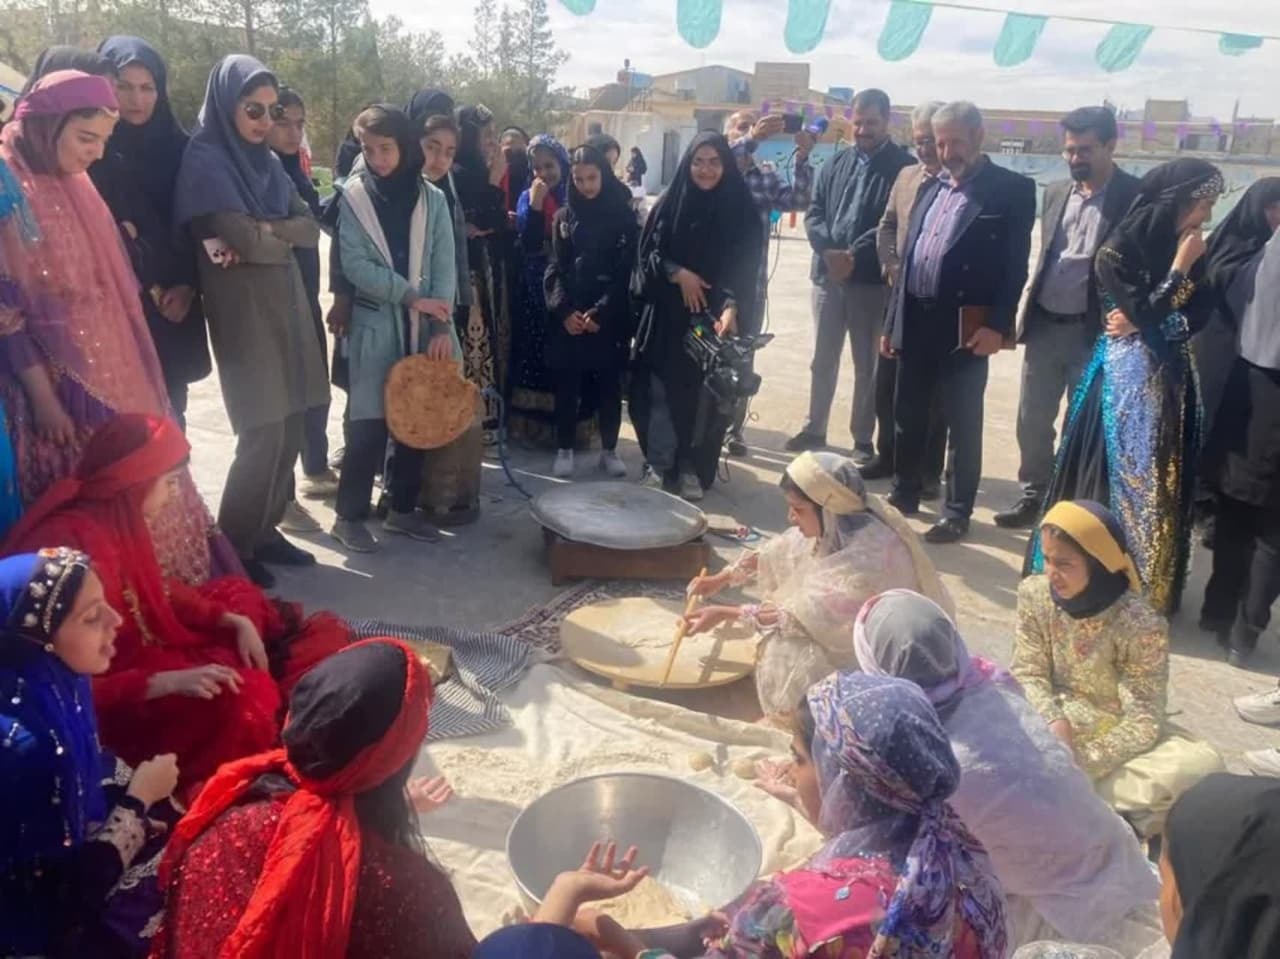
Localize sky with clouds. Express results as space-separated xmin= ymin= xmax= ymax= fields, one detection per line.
xmin=368 ymin=0 xmax=1280 ymax=121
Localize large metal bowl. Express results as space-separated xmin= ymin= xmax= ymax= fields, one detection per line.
xmin=506 ymin=772 xmax=762 ymax=924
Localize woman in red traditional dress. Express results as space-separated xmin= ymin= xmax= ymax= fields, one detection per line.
xmin=153 ymin=639 xmax=473 ymax=959
xmin=3 ymin=413 xmax=349 ymax=795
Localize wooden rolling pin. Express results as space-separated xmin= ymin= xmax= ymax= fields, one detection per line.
xmin=661 ymin=566 xmax=707 ymax=687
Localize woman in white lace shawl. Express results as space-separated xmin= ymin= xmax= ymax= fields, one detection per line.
xmin=854 ymin=589 xmax=1162 ymax=950
xmin=685 ymin=451 xmax=951 ymax=718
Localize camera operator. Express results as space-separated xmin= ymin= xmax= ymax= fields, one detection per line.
xmin=723 ymin=110 xmax=815 ymax=456
xmin=632 ymin=133 xmax=763 ymax=500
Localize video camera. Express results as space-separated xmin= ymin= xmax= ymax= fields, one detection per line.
xmin=682 ymin=315 xmax=774 ymax=416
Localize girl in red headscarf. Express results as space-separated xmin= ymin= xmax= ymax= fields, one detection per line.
xmin=153 ymin=639 xmax=473 ymax=959
xmin=3 ymin=413 xmax=350 ymax=795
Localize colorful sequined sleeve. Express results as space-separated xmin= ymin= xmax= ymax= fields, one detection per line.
xmin=1095 ymin=246 xmax=1209 ymax=340
xmin=1011 ymin=577 xmax=1067 ymax=726
xmin=1077 ymin=601 xmax=1169 ymax=780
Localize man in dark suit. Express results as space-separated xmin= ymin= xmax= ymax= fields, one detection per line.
xmin=788 ymin=88 xmax=915 ymax=464
xmin=994 ymin=106 xmax=1142 ymax=528
xmin=883 ymin=101 xmax=1036 ymax=543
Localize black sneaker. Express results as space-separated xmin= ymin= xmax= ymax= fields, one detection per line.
xmin=887 ymin=490 xmax=920 ymax=516
xmin=925 ymin=517 xmax=969 ymax=544
xmin=784 ymin=431 xmax=826 ymax=453
xmin=859 ymin=456 xmax=893 ymax=480
xmin=852 ymin=443 xmax=875 ymax=468
xmin=726 ymin=431 xmax=749 ymax=457
xmin=255 ymin=535 xmax=317 ymax=567
xmin=993 ymin=496 xmax=1042 ymax=529
xmin=244 ymin=558 xmax=277 ymax=589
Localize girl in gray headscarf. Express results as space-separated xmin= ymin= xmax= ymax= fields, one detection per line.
xmin=686 ymin=451 xmax=951 ymax=718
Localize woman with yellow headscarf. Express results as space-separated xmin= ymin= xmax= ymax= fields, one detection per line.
xmin=1013 ymin=499 xmax=1221 ymax=837
xmin=686 ymin=451 xmax=951 ymax=719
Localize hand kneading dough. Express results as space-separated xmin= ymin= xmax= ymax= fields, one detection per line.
xmin=594 ymin=876 xmax=695 ymax=927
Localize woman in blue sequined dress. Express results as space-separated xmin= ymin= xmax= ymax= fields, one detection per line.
xmin=1026 ymin=159 xmax=1225 ymax=614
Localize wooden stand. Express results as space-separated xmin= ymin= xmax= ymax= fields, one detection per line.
xmin=543 ymin=528 xmax=711 ymax=586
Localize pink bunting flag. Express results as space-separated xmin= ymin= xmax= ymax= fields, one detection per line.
xmin=761 ymin=101 xmax=772 ymax=115
xmin=1176 ymin=122 xmax=1190 ymax=139
xmin=844 ymin=107 xmax=853 ymax=120
xmin=825 ymin=105 xmax=834 ymax=118
xmin=999 ymin=119 xmax=1016 ymax=135
xmin=1143 ymin=120 xmax=1157 ymax=138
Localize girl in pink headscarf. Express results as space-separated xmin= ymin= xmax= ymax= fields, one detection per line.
xmin=0 ymin=70 xmax=227 ymax=583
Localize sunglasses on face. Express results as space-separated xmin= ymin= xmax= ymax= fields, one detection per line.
xmin=242 ymin=101 xmax=287 ymax=122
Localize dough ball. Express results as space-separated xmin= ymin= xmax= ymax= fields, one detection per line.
xmin=687 ymin=751 xmax=715 ymax=772
xmin=732 ymin=758 xmax=757 ymax=780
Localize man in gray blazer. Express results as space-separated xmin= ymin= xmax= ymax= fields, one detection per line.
xmin=995 ymin=107 xmax=1142 ymax=529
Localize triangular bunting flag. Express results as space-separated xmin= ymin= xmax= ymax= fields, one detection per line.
xmin=677 ymin=0 xmax=723 ymax=48
xmin=879 ymin=0 xmax=933 ymax=62
xmin=785 ymin=0 xmax=832 ymax=54
xmin=993 ymin=12 xmax=1048 ymax=67
xmin=1096 ymin=23 xmax=1154 ymax=72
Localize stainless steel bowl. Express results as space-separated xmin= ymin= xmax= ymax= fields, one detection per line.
xmin=506 ymin=772 xmax=763 ymax=923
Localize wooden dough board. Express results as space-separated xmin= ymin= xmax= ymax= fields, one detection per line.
xmin=560 ymin=596 xmax=757 ymax=691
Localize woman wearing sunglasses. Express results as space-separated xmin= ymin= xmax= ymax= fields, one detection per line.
xmin=174 ymin=55 xmax=330 ymax=588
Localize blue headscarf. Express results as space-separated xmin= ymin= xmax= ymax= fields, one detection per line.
xmin=516 ymin=133 xmax=570 ymax=236
xmin=805 ymin=672 xmax=1008 ymax=958
xmin=474 ymin=924 xmax=601 ymax=958
xmin=173 ymin=54 xmax=294 ymax=226
xmin=0 ymin=549 xmax=108 ymax=954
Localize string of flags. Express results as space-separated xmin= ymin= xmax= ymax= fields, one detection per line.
xmin=556 ymin=0 xmax=1273 ymax=70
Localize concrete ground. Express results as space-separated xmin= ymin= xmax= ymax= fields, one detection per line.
xmin=181 ymin=225 xmax=1280 ymax=770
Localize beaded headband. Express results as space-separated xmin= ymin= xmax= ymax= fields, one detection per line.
xmin=1191 ymin=171 xmax=1226 ymax=199
xmin=10 ymin=547 xmax=92 ymax=642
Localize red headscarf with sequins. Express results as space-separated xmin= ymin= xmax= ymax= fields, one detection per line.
xmin=156 ymin=638 xmax=433 ymax=958
xmin=2 ymin=414 xmax=205 ymax=649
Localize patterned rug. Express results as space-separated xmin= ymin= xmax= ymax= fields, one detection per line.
xmin=350 ymin=580 xmax=685 ymax=740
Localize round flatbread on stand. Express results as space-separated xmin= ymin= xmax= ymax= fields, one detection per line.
xmin=384 ymin=355 xmax=481 ymax=450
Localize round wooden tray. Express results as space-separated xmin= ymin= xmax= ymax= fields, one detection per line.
xmin=560 ymin=596 xmax=757 ymax=691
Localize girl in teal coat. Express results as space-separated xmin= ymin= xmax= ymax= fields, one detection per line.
xmin=333 ymin=106 xmax=458 ymax=553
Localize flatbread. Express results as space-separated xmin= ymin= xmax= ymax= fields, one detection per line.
xmin=385 ymin=356 xmax=481 ymax=450
xmin=560 ymin=596 xmax=757 ymax=690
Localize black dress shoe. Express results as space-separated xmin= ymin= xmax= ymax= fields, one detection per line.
xmin=887 ymin=490 xmax=919 ymax=516
xmin=784 ymin=431 xmax=826 ymax=453
xmin=925 ymin=517 xmax=969 ymax=543
xmin=994 ymin=497 xmax=1042 ymax=529
xmin=920 ymin=479 xmax=941 ymax=502
xmin=244 ymin=558 xmax=277 ymax=589
xmin=726 ymin=432 xmax=749 ymax=457
xmin=255 ymin=535 xmax=317 ymax=567
xmin=859 ymin=456 xmax=893 ymax=480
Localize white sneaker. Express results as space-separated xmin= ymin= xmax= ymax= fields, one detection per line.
xmin=680 ymin=471 xmax=704 ymax=502
xmin=1234 ymin=686 xmax=1280 ymax=726
xmin=1244 ymin=747 xmax=1280 ymax=777
xmin=639 ymin=465 xmax=664 ymax=490
xmin=553 ymin=449 xmax=574 ymax=479
xmin=599 ymin=450 xmax=627 ymax=478
xmin=279 ymin=499 xmax=321 ymax=533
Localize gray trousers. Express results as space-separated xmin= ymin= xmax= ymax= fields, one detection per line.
xmin=1016 ymin=309 xmax=1097 ymax=498
xmin=802 ymin=280 xmax=887 ymax=446
xmin=218 ymin=412 xmax=305 ymax=559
